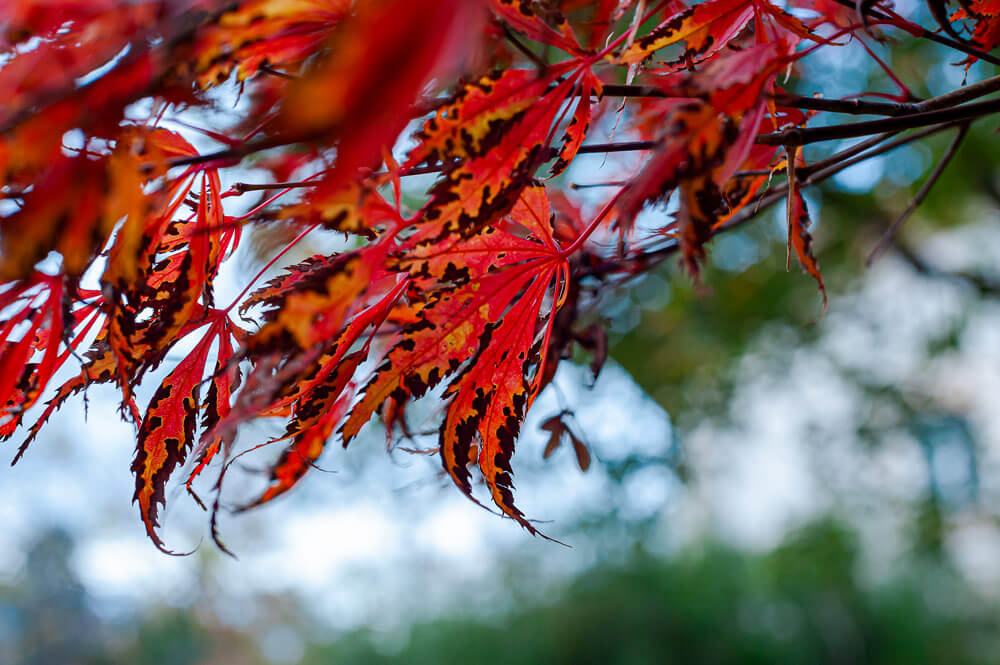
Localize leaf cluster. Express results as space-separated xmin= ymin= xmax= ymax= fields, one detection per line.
xmin=2 ymin=0 xmax=999 ymax=551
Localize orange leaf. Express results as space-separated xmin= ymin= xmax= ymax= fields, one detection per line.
xmin=235 ymin=350 xmax=363 ymax=511
xmin=131 ymin=318 xmax=233 ymax=553
xmin=279 ymin=0 xmax=482 ymax=195
xmin=787 ymin=177 xmax=827 ymax=315
xmin=617 ymin=0 xmax=754 ymax=66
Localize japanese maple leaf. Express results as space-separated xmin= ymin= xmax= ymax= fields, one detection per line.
xmin=131 ymin=314 xmax=242 ymax=553
xmin=277 ymin=0 xmax=483 ymax=197
xmin=341 ymin=184 xmax=572 ymax=533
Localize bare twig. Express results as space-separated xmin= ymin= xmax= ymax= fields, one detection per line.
xmin=606 ymin=74 xmax=1000 ymax=117
xmin=830 ymin=0 xmax=1000 ymax=67
xmin=866 ymin=123 xmax=969 ymax=265
xmin=501 ymin=23 xmax=548 ymax=70
xmin=799 ymin=122 xmax=957 ymax=179
xmin=772 ymin=94 xmax=918 ymax=116
xmin=577 ymin=140 xmax=656 ymax=154
xmin=258 ymin=64 xmax=298 ymax=80
xmin=622 ymin=122 xmax=965 ymax=273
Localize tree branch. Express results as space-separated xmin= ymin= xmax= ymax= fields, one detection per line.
xmin=758 ymin=96 xmax=1000 ymax=146
xmin=622 ymin=123 xmax=965 ymax=273
xmin=772 ymin=94 xmax=918 ymax=116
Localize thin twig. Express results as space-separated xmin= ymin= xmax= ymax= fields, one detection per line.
xmin=258 ymin=64 xmax=298 ymax=80
xmin=232 ymin=123 xmax=960 ymax=197
xmin=913 ymin=72 xmax=1000 ymax=112
xmin=772 ymin=93 xmax=918 ymax=116
xmin=602 ymin=85 xmax=920 ymax=117
xmin=866 ymin=122 xmax=969 ymax=265
xmin=829 ymin=0 xmax=1000 ymax=67
xmin=501 ymin=23 xmax=548 ymax=70
xmin=232 ymin=160 xmax=456 ymax=192
xmin=570 ymin=180 xmax=628 ymax=189
xmin=577 ymin=141 xmax=656 ymax=154
xmin=798 ymin=122 xmax=958 ymax=179
xmin=798 ymin=131 xmax=900 ymax=178
xmin=605 ymin=74 xmax=1000 ymax=117
xmin=166 ymin=69 xmax=1000 ymax=172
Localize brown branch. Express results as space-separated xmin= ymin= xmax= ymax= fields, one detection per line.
xmin=577 ymin=141 xmax=657 ymax=154
xmin=798 ymin=131 xmax=899 ymax=177
xmin=798 ymin=122 xmax=956 ymax=179
xmin=625 ymin=122 xmax=964 ymax=272
xmin=232 ymin=160 xmax=456 ymax=192
xmin=603 ymin=86 xmax=926 ymax=117
xmin=170 ymin=65 xmax=1000 ymax=172
xmin=600 ymin=84 xmax=670 ymax=98
xmin=758 ymin=96 xmax=1000 ymax=146
xmin=866 ymin=123 xmax=969 ymax=265
xmin=230 ymin=123 xmax=959 ymax=195
xmin=167 ymin=135 xmax=298 ymax=169
xmin=570 ymin=180 xmax=629 ymax=189
xmin=914 ymin=73 xmax=1000 ymax=112
xmin=771 ymin=94 xmax=919 ymax=116
xmin=596 ymin=73 xmax=1000 ymax=116
xmin=180 ymin=93 xmax=997 ymax=174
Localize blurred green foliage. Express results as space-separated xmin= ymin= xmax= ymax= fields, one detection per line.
xmin=303 ymin=519 xmax=1000 ymax=665
xmin=612 ymin=111 xmax=1000 ymax=423
xmin=5 ymin=518 xmax=999 ymax=665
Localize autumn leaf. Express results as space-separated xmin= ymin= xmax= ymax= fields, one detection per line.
xmin=786 ymin=155 xmax=827 ymax=315
xmin=278 ymin=0 xmax=483 ymax=195
xmin=408 ymin=66 xmax=592 ymax=250
xmin=179 ymin=0 xmax=349 ymax=87
xmin=490 ymin=0 xmax=585 ymax=54
xmin=343 ymin=185 xmax=568 ymax=532
xmin=1 ymin=0 xmax=985 ymax=553
xmin=234 ymin=350 xmax=363 ymax=511
xmin=616 ymin=0 xmax=754 ymax=66
xmin=132 ymin=317 xmax=239 ymax=553
xmin=540 ymin=411 xmax=591 ymax=471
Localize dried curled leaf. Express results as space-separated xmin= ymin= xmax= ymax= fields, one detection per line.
xmin=787 ymin=170 xmax=828 ymax=316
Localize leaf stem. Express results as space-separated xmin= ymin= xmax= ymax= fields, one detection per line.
xmin=560 ymin=188 xmax=626 ymax=257
xmin=222 ymin=222 xmax=321 ymax=314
